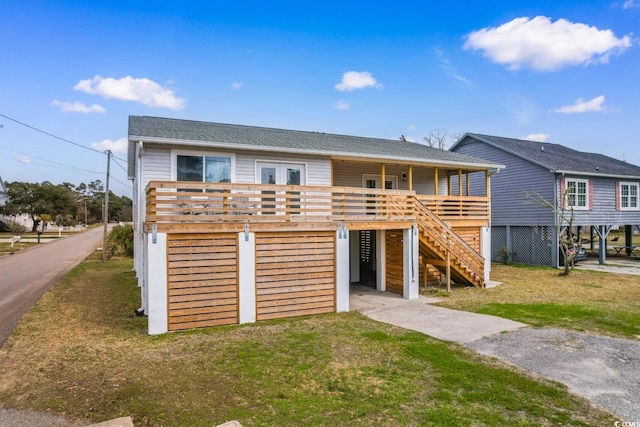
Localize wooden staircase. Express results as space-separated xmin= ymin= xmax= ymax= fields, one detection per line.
xmin=413 ymin=197 xmax=485 ymax=288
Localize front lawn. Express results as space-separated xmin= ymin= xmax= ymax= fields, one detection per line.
xmin=0 ymin=254 xmax=618 ymax=426
xmin=429 ymin=263 xmax=640 ymax=339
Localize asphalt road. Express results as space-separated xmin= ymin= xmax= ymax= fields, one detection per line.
xmin=0 ymin=226 xmax=108 ymax=347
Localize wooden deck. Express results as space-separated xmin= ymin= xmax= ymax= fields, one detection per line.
xmin=144 ymin=181 xmax=490 ymax=233
xmin=145 ymin=181 xmax=489 ymax=288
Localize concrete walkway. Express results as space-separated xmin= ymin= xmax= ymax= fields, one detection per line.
xmin=350 ymin=285 xmax=526 ymax=344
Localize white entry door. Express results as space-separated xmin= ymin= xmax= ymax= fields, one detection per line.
xmin=363 ymin=174 xmax=397 ymax=190
xmin=257 ymin=162 xmax=306 ymax=214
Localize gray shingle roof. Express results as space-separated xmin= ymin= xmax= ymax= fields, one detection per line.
xmin=467 ymin=134 xmax=640 ymax=178
xmin=128 ymin=116 xmax=500 ymax=169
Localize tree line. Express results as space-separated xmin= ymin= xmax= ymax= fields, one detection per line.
xmin=1 ymin=180 xmax=132 ymax=232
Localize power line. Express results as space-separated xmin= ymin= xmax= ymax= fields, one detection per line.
xmin=0 ymin=112 xmax=105 ymax=155
xmin=0 ymin=145 xmax=103 ymax=174
xmin=111 ymin=156 xmax=129 ymax=174
xmin=110 ymin=175 xmax=132 ymax=189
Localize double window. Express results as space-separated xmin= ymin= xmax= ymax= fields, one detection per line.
xmin=565 ymin=178 xmax=588 ymax=210
xmin=176 ymin=154 xmax=232 ymax=183
xmin=620 ymin=182 xmax=639 ymax=210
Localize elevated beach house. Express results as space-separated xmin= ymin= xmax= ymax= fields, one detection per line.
xmin=128 ymin=116 xmax=502 ymax=334
xmin=450 ymin=134 xmax=640 ymax=266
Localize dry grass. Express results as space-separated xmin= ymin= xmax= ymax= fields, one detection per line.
xmin=427 ymin=263 xmax=640 ymax=338
xmin=0 ymin=254 xmax=618 ymax=426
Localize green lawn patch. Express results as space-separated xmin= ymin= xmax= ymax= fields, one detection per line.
xmin=0 ymin=255 xmax=618 ymax=426
xmin=431 ymin=264 xmax=640 ymax=339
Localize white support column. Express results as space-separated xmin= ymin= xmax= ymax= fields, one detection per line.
xmin=336 ymin=228 xmax=350 ymax=312
xmin=147 ymin=232 xmax=168 ymax=335
xmin=238 ymin=231 xmax=256 ymax=324
xmin=376 ymin=230 xmax=386 ymax=291
xmin=481 ymin=226 xmax=491 ymax=282
xmin=403 ymin=226 xmax=419 ymax=299
xmin=349 ymin=230 xmax=360 ymax=283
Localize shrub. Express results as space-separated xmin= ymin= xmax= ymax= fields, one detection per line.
xmin=106 ymin=224 xmax=134 ymax=258
xmin=6 ymin=220 xmax=27 ymax=236
xmin=497 ymin=246 xmax=512 ymax=265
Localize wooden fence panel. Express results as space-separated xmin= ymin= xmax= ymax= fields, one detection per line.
xmin=385 ymin=230 xmax=404 ymax=295
xmin=256 ymin=231 xmax=335 ymax=321
xmin=452 ymin=227 xmax=481 ymax=253
xmin=167 ymin=233 xmax=238 ymax=330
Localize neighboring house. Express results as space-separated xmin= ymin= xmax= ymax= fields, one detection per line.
xmin=450 ymin=134 xmax=640 ymax=267
xmin=128 ymin=116 xmax=502 ymax=334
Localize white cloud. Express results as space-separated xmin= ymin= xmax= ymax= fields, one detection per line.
xmin=434 ymin=48 xmax=475 ymax=87
xmin=407 ymin=124 xmax=416 ymax=132
xmin=231 ymin=81 xmax=243 ymax=90
xmin=335 ymin=71 xmax=382 ymax=92
xmin=74 ymin=75 xmax=185 ymax=109
xmin=51 ymin=99 xmax=106 ymax=114
xmin=523 ymin=133 xmax=550 ymax=142
xmin=464 ymin=16 xmax=632 ymax=71
xmin=90 ymin=137 xmax=128 ymax=153
xmin=553 ymin=95 xmax=606 ymax=113
xmin=331 ymin=100 xmax=350 ymax=110
xmin=622 ymin=0 xmax=639 ymax=9
xmin=17 ymin=156 xmax=31 ymax=163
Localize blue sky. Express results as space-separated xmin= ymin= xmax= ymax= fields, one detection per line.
xmin=1 ymin=1 xmax=639 ymax=197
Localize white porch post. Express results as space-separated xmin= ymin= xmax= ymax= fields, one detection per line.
xmin=403 ymin=226 xmax=419 ymax=299
xmin=147 ymin=232 xmax=168 ymax=335
xmin=376 ymin=230 xmax=386 ymax=291
xmin=481 ymin=226 xmax=491 ymax=283
xmin=238 ymin=231 xmax=256 ymax=324
xmin=335 ymin=228 xmax=350 ymax=312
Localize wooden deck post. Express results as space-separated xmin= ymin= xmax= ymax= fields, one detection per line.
xmin=408 ymin=165 xmax=413 ymax=191
xmin=466 ymin=171 xmax=470 ymax=196
xmin=381 ymin=163 xmax=386 ymax=188
xmin=446 ymin=250 xmax=451 ymax=292
xmin=458 ymin=169 xmax=463 ymax=197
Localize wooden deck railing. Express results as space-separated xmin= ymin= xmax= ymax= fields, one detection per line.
xmin=145 ymin=181 xmax=490 ymax=227
xmin=145 ymin=181 xmax=415 ymax=225
xmin=413 ymin=198 xmax=485 ymax=286
xmin=416 ymin=195 xmax=489 ymax=223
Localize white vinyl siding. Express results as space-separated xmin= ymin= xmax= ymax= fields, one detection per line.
xmin=142 ymin=146 xmax=172 ymax=186
xmin=237 ymin=152 xmax=331 ymax=185
xmin=332 ymin=161 xmax=445 ymax=195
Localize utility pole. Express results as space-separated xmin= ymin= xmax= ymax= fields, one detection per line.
xmin=102 ymin=150 xmax=111 ymax=262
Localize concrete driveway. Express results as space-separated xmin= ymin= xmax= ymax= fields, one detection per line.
xmin=575 ymin=256 xmax=640 ymax=276
xmin=350 ymin=285 xmax=639 ymax=422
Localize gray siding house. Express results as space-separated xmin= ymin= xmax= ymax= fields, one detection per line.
xmin=451 ymin=134 xmax=640 ymax=266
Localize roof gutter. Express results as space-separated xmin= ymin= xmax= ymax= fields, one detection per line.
xmin=129 ymin=135 xmax=505 ymax=171
xmin=555 ymin=170 xmax=640 ymax=180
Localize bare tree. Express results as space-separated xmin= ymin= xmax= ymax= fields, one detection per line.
xmin=423 ymin=129 xmax=448 ymax=149
xmin=423 ymin=129 xmax=463 ymax=149
xmin=522 ymin=188 xmax=581 ymax=276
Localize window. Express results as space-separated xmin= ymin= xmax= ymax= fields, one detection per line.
xmin=620 ymin=182 xmax=639 ymax=210
xmin=177 ymin=155 xmax=231 ymax=183
xmin=565 ymin=178 xmax=588 ymax=210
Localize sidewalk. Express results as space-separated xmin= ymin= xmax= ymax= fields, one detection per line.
xmin=350 ymin=285 xmax=526 ymax=344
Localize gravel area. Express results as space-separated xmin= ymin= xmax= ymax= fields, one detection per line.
xmin=467 ymin=327 xmax=640 ymax=422
xmin=0 ymin=408 xmax=84 ymax=426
